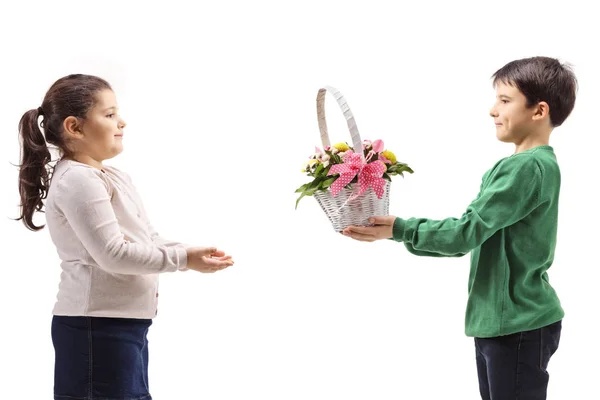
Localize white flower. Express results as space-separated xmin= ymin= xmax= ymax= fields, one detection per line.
xmin=323 ymin=161 xmax=330 ymax=168
xmin=322 ymin=154 xmax=330 ymax=162
xmin=339 ymin=151 xmax=346 ymax=158
xmin=331 ymin=147 xmax=339 ymax=154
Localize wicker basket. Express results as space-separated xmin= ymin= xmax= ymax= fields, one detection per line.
xmin=313 ymin=86 xmax=390 ymax=232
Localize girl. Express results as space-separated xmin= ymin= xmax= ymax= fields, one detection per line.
xmin=17 ymin=74 xmax=234 ymax=400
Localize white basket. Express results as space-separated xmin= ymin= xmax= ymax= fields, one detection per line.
xmin=313 ymin=86 xmax=390 ymax=232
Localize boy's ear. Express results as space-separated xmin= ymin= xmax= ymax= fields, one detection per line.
xmin=532 ymin=101 xmax=550 ymax=121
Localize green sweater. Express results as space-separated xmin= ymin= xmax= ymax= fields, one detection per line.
xmin=392 ymin=146 xmax=564 ymax=338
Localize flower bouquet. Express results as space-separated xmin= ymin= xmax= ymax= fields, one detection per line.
xmin=295 ymin=86 xmax=413 ymax=232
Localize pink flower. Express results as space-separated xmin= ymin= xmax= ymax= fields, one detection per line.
xmin=372 ymin=139 xmax=384 ymax=153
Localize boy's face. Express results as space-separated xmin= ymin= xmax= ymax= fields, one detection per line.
xmin=489 ymin=82 xmax=538 ymax=144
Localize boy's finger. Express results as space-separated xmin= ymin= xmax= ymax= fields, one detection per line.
xmin=348 ymin=226 xmax=377 ymax=235
xmin=368 ymin=216 xmax=393 ymax=225
xmin=344 ymin=230 xmax=373 ymax=241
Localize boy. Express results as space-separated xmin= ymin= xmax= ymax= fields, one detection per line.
xmin=343 ymin=56 xmax=577 ymax=400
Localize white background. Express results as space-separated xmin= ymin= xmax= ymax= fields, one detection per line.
xmin=1 ymin=1 xmax=598 ymax=399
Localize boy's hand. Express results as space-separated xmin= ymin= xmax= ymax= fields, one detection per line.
xmin=342 ymin=216 xmax=396 ymax=242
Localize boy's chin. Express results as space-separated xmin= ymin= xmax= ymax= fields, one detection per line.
xmin=496 ymin=132 xmax=514 ymax=144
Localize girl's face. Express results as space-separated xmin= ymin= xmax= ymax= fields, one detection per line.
xmin=65 ymin=89 xmax=127 ymax=166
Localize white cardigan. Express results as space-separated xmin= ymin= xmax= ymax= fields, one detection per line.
xmin=46 ymin=159 xmax=188 ymax=319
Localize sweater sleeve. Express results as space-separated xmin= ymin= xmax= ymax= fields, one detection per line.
xmin=144 ymin=219 xmax=192 ymax=272
xmin=402 ymin=240 xmax=468 ymax=258
xmin=55 ymin=168 xmax=188 ymax=275
xmin=392 ymin=156 xmax=542 ymax=256
xmin=119 ymin=169 xmax=192 ymax=271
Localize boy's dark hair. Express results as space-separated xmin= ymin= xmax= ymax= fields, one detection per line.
xmin=492 ymin=56 xmax=577 ymax=127
xmin=17 ymin=74 xmax=112 ymax=231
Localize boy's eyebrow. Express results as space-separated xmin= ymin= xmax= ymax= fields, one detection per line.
xmin=497 ymin=94 xmax=512 ymax=99
xmin=102 ymin=106 xmax=118 ymax=112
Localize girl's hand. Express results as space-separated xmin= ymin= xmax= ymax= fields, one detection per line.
xmin=185 ymin=247 xmax=234 ymax=273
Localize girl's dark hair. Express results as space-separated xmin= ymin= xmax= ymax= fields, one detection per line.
xmin=492 ymin=56 xmax=578 ymax=127
xmin=17 ymin=74 xmax=112 ymax=231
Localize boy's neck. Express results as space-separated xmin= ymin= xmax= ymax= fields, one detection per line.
xmin=514 ymin=130 xmax=552 ymax=154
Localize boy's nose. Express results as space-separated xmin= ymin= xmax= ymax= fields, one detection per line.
xmin=489 ymin=107 xmax=498 ymax=118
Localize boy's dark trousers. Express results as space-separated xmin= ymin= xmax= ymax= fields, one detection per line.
xmin=474 ymin=320 xmax=562 ymax=400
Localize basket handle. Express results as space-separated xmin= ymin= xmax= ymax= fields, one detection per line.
xmin=317 ymin=86 xmax=363 ymax=160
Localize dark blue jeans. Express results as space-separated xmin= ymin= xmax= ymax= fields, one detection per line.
xmin=52 ymin=315 xmax=153 ymax=400
xmin=475 ymin=320 xmax=562 ymax=400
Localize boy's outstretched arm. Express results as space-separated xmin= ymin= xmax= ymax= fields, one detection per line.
xmin=342 ymin=215 xmax=467 ymax=257
xmin=343 ymin=156 xmax=542 ymax=257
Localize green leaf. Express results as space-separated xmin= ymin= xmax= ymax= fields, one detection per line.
xmin=294 ymin=183 xmax=310 ymax=193
xmin=396 ymin=164 xmax=414 ymax=174
xmin=305 ymin=186 xmax=320 ymax=196
xmin=322 ymin=177 xmax=336 ymax=189
xmin=314 ymin=163 xmax=324 ymax=177
xmin=295 ymin=192 xmax=307 ymax=209
xmin=317 ymin=176 xmax=336 ymax=190
xmin=295 ymin=179 xmax=323 ymax=208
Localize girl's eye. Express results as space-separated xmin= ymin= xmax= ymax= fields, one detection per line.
xmin=107 ymin=113 xmax=115 ymax=118
xmin=501 ymin=100 xmax=509 ymax=104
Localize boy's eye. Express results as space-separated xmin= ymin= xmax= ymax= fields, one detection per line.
xmin=107 ymin=113 xmax=115 ymax=118
xmin=501 ymin=100 xmax=509 ymax=104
